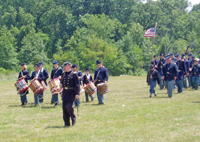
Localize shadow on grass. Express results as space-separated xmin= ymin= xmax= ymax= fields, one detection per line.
xmin=141 ymin=96 xmax=169 ymax=99
xmin=191 ymin=101 xmax=200 ymax=103
xmin=45 ymin=126 xmax=68 ymax=129
xmin=8 ymin=105 xmax=22 ymax=107
xmin=41 ymin=106 xmax=55 ymax=109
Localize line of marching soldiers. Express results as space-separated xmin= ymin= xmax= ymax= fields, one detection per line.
xmin=147 ymin=53 xmax=200 ymax=98
xmin=17 ymin=60 xmax=108 ymax=126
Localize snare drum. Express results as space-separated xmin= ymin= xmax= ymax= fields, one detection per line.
xmin=48 ymin=78 xmax=63 ymax=95
xmin=41 ymin=81 xmax=47 ymax=90
xmin=97 ymin=83 xmax=109 ymax=95
xmin=29 ymin=80 xmax=44 ymax=95
xmin=14 ymin=79 xmax=29 ymax=94
xmin=84 ymin=82 xmax=97 ymax=96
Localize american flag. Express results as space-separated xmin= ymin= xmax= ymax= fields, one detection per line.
xmin=144 ymin=27 xmax=156 ymax=37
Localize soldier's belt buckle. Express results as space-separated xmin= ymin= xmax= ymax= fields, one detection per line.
xmin=150 ymin=76 xmax=152 ymax=78
xmin=98 ymin=80 xmax=101 ymax=81
xmin=179 ymin=70 xmax=181 ymax=72
xmin=65 ymin=87 xmax=68 ymax=89
xmin=161 ymin=66 xmax=162 ymax=68
xmin=167 ymin=72 xmax=169 ymax=74
xmin=194 ymin=73 xmax=196 ymax=74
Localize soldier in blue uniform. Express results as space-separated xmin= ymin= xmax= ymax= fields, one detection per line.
xmin=188 ymin=55 xmax=195 ymax=87
xmin=191 ymin=58 xmax=200 ymax=90
xmin=175 ymin=54 xmax=187 ymax=93
xmin=170 ymin=53 xmax=177 ymax=62
xmin=50 ymin=60 xmax=63 ymax=107
xmin=94 ymin=60 xmax=109 ymax=104
xmin=151 ymin=55 xmax=158 ymax=68
xmin=83 ymin=68 xmax=94 ymax=102
xmin=157 ymin=53 xmax=166 ymax=89
xmin=60 ymin=62 xmax=80 ymax=126
xmin=72 ymin=64 xmax=82 ymax=107
xmin=146 ymin=64 xmax=160 ymax=98
xmin=181 ymin=54 xmax=189 ymax=89
xmin=38 ymin=61 xmax=49 ymax=103
xmin=162 ymin=55 xmax=179 ymax=98
xmin=188 ymin=53 xmax=192 ymax=61
xmin=17 ymin=63 xmax=31 ymax=105
xmin=30 ymin=64 xmax=45 ymax=106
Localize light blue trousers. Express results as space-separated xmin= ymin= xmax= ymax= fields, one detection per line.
xmin=51 ymin=94 xmax=59 ymax=103
xmin=176 ymin=79 xmax=184 ymax=93
xmin=149 ymin=78 xmax=156 ymax=93
xmin=192 ymin=76 xmax=199 ymax=90
xmin=165 ymin=80 xmax=174 ymax=97
xmin=97 ymin=89 xmax=104 ymax=103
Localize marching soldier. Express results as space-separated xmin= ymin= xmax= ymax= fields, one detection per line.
xmin=170 ymin=53 xmax=177 ymax=62
xmin=83 ymin=68 xmax=94 ymax=102
xmin=50 ymin=60 xmax=63 ymax=107
xmin=38 ymin=61 xmax=49 ymax=103
xmin=162 ymin=55 xmax=179 ymax=98
xmin=60 ymin=62 xmax=80 ymax=126
xmin=181 ymin=54 xmax=189 ymax=88
xmin=175 ymin=54 xmax=187 ymax=93
xmin=151 ymin=55 xmax=158 ymax=68
xmin=188 ymin=55 xmax=195 ymax=87
xmin=146 ymin=64 xmax=160 ymax=98
xmin=72 ymin=64 xmax=82 ymax=107
xmin=30 ymin=64 xmax=45 ymax=106
xmin=157 ymin=53 xmax=166 ymax=89
xmin=191 ymin=58 xmax=200 ymax=90
xmin=94 ymin=60 xmax=109 ymax=104
xmin=18 ymin=63 xmax=31 ymax=105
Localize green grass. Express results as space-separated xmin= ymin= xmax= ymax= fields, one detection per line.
xmin=1 ymin=76 xmax=200 ymax=142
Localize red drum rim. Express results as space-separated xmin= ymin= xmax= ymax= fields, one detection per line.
xmin=88 ymin=89 xmax=97 ymax=96
xmin=84 ymin=82 xmax=92 ymax=89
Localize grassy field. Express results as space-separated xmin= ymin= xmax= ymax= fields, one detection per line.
xmin=1 ymin=76 xmax=200 ymax=142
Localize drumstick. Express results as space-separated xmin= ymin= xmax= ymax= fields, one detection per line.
xmin=18 ymin=75 xmax=27 ymax=80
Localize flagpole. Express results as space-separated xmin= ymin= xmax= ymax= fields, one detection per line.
xmin=150 ymin=22 xmax=157 ymax=65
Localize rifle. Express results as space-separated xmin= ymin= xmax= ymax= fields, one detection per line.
xmin=165 ymin=36 xmax=174 ymax=56
xmin=185 ymin=40 xmax=196 ymax=55
xmin=179 ymin=44 xmax=186 ymax=54
xmin=195 ymin=50 xmax=200 ymax=56
xmin=168 ymin=40 xmax=177 ymax=54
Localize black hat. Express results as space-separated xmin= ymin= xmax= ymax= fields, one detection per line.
xmin=150 ymin=64 xmax=154 ymax=69
xmin=154 ymin=55 xmax=157 ymax=58
xmin=21 ymin=63 xmax=26 ymax=66
xmin=166 ymin=54 xmax=171 ymax=60
xmin=160 ymin=53 xmax=164 ymax=56
xmin=34 ymin=64 xmax=40 ymax=67
xmin=194 ymin=58 xmax=199 ymax=62
xmin=62 ymin=62 xmax=72 ymax=66
xmin=96 ymin=60 xmax=102 ymax=65
xmin=52 ymin=60 xmax=58 ymax=64
xmin=85 ymin=68 xmax=90 ymax=71
xmin=175 ymin=54 xmax=180 ymax=57
xmin=72 ymin=64 xmax=78 ymax=69
xmin=192 ymin=55 xmax=195 ymax=58
xmin=38 ymin=61 xmax=43 ymax=65
xmin=181 ymin=54 xmax=185 ymax=58
xmin=170 ymin=53 xmax=174 ymax=56
xmin=189 ymin=53 xmax=192 ymax=56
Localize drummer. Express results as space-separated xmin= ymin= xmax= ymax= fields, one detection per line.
xmin=83 ymin=68 xmax=94 ymax=102
xmin=50 ymin=60 xmax=63 ymax=107
xmin=30 ymin=64 xmax=44 ymax=106
xmin=17 ymin=63 xmax=31 ymax=106
xmin=72 ymin=64 xmax=82 ymax=107
xmin=94 ymin=60 xmax=109 ymax=104
xmin=38 ymin=61 xmax=49 ymax=103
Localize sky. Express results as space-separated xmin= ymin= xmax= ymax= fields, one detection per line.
xmin=142 ymin=0 xmax=200 ymax=11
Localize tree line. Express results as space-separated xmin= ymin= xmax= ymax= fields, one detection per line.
xmin=0 ymin=0 xmax=200 ymax=75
